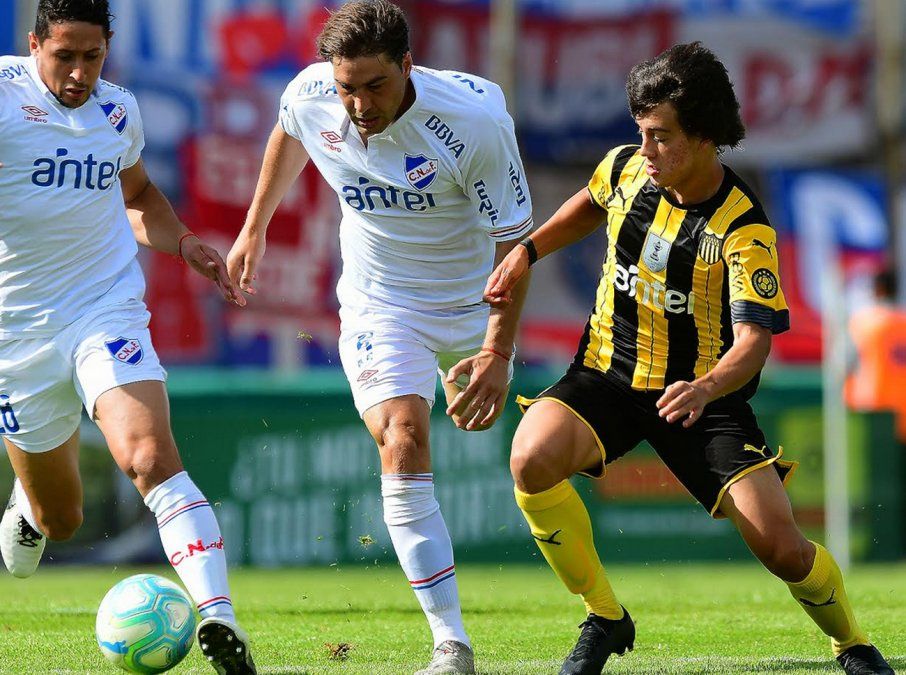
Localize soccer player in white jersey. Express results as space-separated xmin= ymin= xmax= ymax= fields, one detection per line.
xmin=0 ymin=2 xmax=255 ymax=673
xmin=227 ymin=1 xmax=533 ymax=672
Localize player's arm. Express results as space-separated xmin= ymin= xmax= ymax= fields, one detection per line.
xmin=656 ymin=322 xmax=772 ymax=427
xmin=227 ymin=123 xmax=310 ymax=295
xmin=657 ymin=222 xmax=789 ymax=427
xmin=121 ymin=159 xmax=243 ymax=306
xmin=484 ymin=188 xmax=605 ymax=306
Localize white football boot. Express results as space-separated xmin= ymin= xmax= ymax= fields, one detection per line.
xmin=0 ymin=487 xmax=45 ymax=578
xmin=415 ymin=640 xmax=476 ymax=675
xmin=197 ymin=616 xmax=257 ymax=674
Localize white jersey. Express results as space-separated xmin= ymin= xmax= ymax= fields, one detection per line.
xmin=0 ymin=55 xmax=143 ymax=338
xmin=279 ymin=62 xmax=533 ymax=311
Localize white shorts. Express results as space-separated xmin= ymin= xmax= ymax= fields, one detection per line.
xmin=338 ymin=302 xmax=513 ymax=416
xmin=0 ymin=265 xmax=166 ymax=453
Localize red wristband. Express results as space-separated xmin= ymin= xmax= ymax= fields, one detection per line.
xmin=177 ymin=232 xmax=199 ymax=259
xmin=482 ymin=346 xmax=512 ymax=362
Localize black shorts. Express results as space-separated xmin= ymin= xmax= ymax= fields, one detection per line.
xmin=516 ymin=364 xmax=797 ymax=517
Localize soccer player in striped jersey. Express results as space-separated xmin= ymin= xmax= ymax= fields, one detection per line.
xmin=485 ymin=42 xmax=892 ymax=675
xmin=227 ymin=2 xmax=533 ymax=673
xmin=0 ymin=2 xmax=254 ymax=672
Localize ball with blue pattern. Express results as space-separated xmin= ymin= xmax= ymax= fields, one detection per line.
xmin=95 ymin=573 xmax=196 ymax=673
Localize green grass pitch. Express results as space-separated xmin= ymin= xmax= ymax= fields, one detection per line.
xmin=0 ymin=562 xmax=903 ymax=674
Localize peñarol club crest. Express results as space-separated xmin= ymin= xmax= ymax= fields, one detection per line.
xmin=698 ymin=232 xmax=722 ymax=265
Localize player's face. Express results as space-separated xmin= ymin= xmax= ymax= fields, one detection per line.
xmin=29 ymin=22 xmax=109 ymax=109
xmin=333 ymin=52 xmax=413 ymax=140
xmin=636 ymin=102 xmax=714 ymax=194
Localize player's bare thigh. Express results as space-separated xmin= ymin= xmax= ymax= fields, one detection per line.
xmin=363 ymin=394 xmax=432 ymax=474
xmin=510 ymin=400 xmax=602 ymax=494
xmin=4 ymin=432 xmax=83 ymax=540
xmin=93 ymin=380 xmax=183 ymax=497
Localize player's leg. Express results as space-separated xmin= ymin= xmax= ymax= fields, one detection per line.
xmin=340 ymin=316 xmax=474 ymax=674
xmin=75 ymin=291 xmax=254 ymax=675
xmin=2 ymin=433 xmax=82 ymax=576
xmin=364 ymin=395 xmax=476 ymax=674
xmin=0 ymin=335 xmax=85 ymax=577
xmin=513 ymin=367 xmax=643 ymax=674
xmin=92 ymin=380 xmax=255 ymax=674
xmin=720 ymin=468 xmax=893 ymax=674
xmin=511 ymin=399 xmax=634 ymax=675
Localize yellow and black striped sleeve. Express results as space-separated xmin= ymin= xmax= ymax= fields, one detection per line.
xmin=587 ymin=144 xmax=639 ymax=210
xmin=722 ymin=223 xmax=790 ymax=334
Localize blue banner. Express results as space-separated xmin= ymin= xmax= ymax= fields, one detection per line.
xmin=0 ymin=2 xmax=15 ymax=55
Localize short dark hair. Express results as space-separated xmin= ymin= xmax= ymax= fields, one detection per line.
xmin=316 ymin=0 xmax=410 ymax=66
xmin=626 ymin=42 xmax=745 ymax=150
xmin=35 ymin=0 xmax=113 ymax=40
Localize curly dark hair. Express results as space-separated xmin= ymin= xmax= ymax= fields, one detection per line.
xmin=316 ymin=0 xmax=410 ymax=66
xmin=35 ymin=0 xmax=113 ymax=40
xmin=626 ymin=42 xmax=745 ymax=150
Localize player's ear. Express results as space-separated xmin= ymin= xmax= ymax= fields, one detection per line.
xmin=28 ymin=31 xmax=39 ymax=54
xmin=401 ymin=51 xmax=413 ymax=77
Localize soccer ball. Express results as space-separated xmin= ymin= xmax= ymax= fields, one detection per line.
xmin=95 ymin=573 xmax=196 ymax=674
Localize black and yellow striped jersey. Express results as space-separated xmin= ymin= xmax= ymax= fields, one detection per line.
xmin=578 ymin=144 xmax=789 ymax=399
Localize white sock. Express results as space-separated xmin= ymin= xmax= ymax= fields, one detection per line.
xmin=382 ymin=474 xmax=469 ymax=648
xmin=13 ymin=478 xmax=43 ymax=535
xmin=143 ymin=471 xmax=235 ymax=622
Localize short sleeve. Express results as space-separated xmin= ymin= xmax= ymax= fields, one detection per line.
xmin=462 ymin=111 xmax=533 ymax=241
xmin=278 ymin=88 xmax=303 ymax=142
xmin=122 ymin=94 xmax=145 ymax=169
xmin=722 ymin=223 xmax=790 ymax=334
xmin=587 ymin=144 xmax=637 ymax=210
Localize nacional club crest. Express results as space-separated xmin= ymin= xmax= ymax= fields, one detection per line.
xmin=98 ymin=101 xmax=128 ymax=134
xmin=642 ymin=231 xmax=671 ymax=273
xmin=405 ymin=154 xmax=439 ymax=191
xmin=697 ymin=232 xmax=722 ymax=265
xmin=105 ymin=337 xmax=144 ymax=365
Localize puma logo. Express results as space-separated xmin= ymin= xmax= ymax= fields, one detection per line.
xmin=752 ymin=238 xmax=774 ymax=257
xmin=531 ymin=529 xmax=563 ymax=546
xmin=606 ymin=186 xmax=628 ymax=210
xmin=799 ymin=588 xmax=836 ymax=607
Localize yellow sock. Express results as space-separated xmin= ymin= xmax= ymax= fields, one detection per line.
xmin=786 ymin=542 xmax=870 ymax=655
xmin=515 ymin=480 xmax=622 ymax=619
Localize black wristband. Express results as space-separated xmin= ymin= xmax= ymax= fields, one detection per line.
xmin=519 ymin=237 xmax=538 ymax=266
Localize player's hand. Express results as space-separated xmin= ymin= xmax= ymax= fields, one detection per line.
xmin=656 ymin=380 xmax=710 ymax=428
xmin=445 ymin=351 xmax=510 ymax=431
xmin=227 ymin=230 xmax=266 ymax=296
xmin=483 ymin=245 xmax=530 ymax=308
xmin=181 ymin=236 xmax=245 ymax=307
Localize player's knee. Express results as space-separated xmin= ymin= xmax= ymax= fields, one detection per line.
xmin=36 ymin=506 xmax=82 ymax=541
xmin=379 ymin=421 xmax=428 ymax=472
xmin=125 ymin=438 xmax=183 ymax=491
xmin=510 ymin=439 xmax=563 ymax=494
xmin=756 ymin=532 xmax=812 ymax=581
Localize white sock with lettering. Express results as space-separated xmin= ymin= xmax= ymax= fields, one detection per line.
xmin=13 ymin=478 xmax=43 ymax=535
xmin=382 ymin=474 xmax=469 ymax=648
xmin=143 ymin=471 xmax=235 ymax=621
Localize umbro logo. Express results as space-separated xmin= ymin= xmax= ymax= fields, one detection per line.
xmin=799 ymin=588 xmax=836 ymax=608
xmin=320 ymin=130 xmax=344 ymax=144
xmin=532 ymin=529 xmax=563 ymax=546
xmin=22 ymin=105 xmax=48 ymax=123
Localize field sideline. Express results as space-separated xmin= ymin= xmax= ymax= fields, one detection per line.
xmin=0 ymin=562 xmax=903 ymax=674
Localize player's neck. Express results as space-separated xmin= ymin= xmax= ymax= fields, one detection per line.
xmin=663 ymin=159 xmax=724 ymax=206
